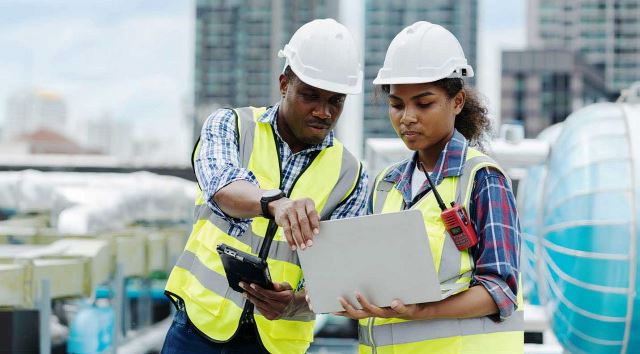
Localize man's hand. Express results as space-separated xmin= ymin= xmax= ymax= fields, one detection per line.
xmin=240 ymin=281 xmax=298 ymax=320
xmin=269 ymin=197 xmax=320 ymax=251
xmin=335 ymin=291 xmax=422 ymax=320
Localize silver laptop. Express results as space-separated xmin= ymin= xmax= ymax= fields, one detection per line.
xmin=298 ymin=209 xmax=442 ymax=314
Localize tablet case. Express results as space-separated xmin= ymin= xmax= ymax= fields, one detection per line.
xmin=216 ymin=243 xmax=273 ymax=292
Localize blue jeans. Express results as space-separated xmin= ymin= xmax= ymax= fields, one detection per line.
xmin=160 ymin=310 xmax=265 ymax=354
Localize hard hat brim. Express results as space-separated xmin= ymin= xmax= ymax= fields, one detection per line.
xmin=297 ymin=74 xmax=363 ymax=95
xmin=373 ymin=66 xmax=474 ymax=85
xmin=285 ymin=58 xmax=363 ymax=94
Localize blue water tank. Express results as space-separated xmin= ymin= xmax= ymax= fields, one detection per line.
xmin=518 ymin=124 xmax=562 ymax=305
xmin=67 ymin=301 xmax=114 ymax=354
xmin=541 ymin=101 xmax=640 ymax=354
xmin=519 ymin=164 xmax=546 ymax=305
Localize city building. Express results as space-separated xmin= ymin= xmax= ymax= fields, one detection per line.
xmin=193 ymin=0 xmax=339 ymax=139
xmin=501 ymin=49 xmax=609 ymax=137
xmin=363 ymin=0 xmax=478 ymax=140
xmin=83 ymin=116 xmax=134 ymax=159
xmin=3 ymin=89 xmax=68 ymax=141
xmin=528 ymin=0 xmax=640 ymax=93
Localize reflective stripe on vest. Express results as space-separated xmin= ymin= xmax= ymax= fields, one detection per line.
xmin=165 ymin=106 xmax=361 ymax=354
xmin=174 ymin=249 xmax=314 ymax=322
xmin=360 ymin=148 xmax=523 ymax=353
xmin=358 ymin=311 xmax=524 ymax=346
xmin=175 ymin=249 xmax=245 ymax=309
xmin=194 ymin=205 xmax=301 ymax=264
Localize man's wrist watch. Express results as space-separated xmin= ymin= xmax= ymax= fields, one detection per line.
xmin=260 ymin=189 xmax=285 ymax=220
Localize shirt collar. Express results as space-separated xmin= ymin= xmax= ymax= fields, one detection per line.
xmin=258 ymin=102 xmax=335 ymax=152
xmin=383 ymin=129 xmax=469 ymax=204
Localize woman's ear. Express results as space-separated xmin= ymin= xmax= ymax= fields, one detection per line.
xmin=453 ymin=90 xmax=465 ymax=115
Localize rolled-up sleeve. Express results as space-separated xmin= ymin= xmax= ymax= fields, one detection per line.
xmin=469 ymin=167 xmax=521 ymax=321
xmin=194 ymin=109 xmax=259 ymax=237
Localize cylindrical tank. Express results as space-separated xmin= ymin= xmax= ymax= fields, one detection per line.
xmin=518 ymin=124 xmax=562 ymax=305
xmin=541 ymin=100 xmax=640 ymax=354
xmin=519 ymin=163 xmax=546 ymax=305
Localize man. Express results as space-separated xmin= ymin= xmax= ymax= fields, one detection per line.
xmin=161 ymin=19 xmax=368 ymax=354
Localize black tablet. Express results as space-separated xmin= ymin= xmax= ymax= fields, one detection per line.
xmin=216 ymin=243 xmax=274 ymax=293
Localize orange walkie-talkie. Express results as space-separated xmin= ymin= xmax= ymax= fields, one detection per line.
xmin=420 ymin=162 xmax=478 ymax=251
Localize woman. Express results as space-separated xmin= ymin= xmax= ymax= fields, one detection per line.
xmin=337 ymin=22 xmax=524 ymax=353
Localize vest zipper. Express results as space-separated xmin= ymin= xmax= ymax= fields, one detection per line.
xmin=368 ymin=317 xmax=377 ymax=353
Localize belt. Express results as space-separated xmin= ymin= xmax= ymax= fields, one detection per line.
xmin=172 ymin=296 xmax=262 ymax=348
xmin=176 ymin=297 xmax=257 ymax=339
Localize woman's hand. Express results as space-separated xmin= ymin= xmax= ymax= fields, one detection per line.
xmin=335 ymin=291 xmax=424 ymax=320
xmin=335 ymin=286 xmax=501 ymax=321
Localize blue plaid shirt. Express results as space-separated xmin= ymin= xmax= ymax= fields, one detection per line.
xmin=195 ymin=103 xmax=369 ymax=237
xmin=371 ymin=130 xmax=520 ymax=320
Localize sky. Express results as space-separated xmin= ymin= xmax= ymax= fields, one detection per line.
xmin=477 ymin=0 xmax=527 ymax=125
xmin=0 ymin=0 xmax=526 ymax=155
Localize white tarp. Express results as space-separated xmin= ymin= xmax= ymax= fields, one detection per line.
xmin=0 ymin=170 xmax=196 ymax=234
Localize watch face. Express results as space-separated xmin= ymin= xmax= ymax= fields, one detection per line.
xmin=263 ymin=189 xmax=283 ymax=199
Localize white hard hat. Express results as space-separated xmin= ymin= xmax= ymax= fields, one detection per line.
xmin=373 ymin=21 xmax=474 ymax=85
xmin=279 ymin=18 xmax=363 ymax=94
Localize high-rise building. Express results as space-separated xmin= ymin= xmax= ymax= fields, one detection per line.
xmin=193 ymin=0 xmax=339 ymax=139
xmin=501 ymin=49 xmax=609 ymax=137
xmin=3 ymin=89 xmax=68 ymax=141
xmin=363 ymin=0 xmax=478 ymax=140
xmin=528 ymin=0 xmax=640 ymax=93
xmin=83 ymin=114 xmax=134 ymax=159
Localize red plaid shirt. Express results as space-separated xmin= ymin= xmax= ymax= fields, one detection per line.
xmin=370 ymin=130 xmax=520 ymax=320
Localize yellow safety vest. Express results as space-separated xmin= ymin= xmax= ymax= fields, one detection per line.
xmin=359 ymin=147 xmax=524 ymax=354
xmin=165 ymin=107 xmax=362 ymax=354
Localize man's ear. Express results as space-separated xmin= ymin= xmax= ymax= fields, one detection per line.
xmin=279 ymin=74 xmax=289 ymax=97
xmin=453 ymin=90 xmax=465 ymax=115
